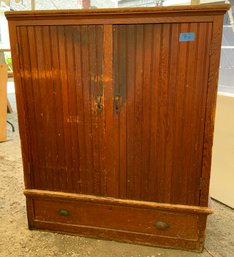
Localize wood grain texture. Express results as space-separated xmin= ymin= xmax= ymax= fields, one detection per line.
xmin=33 ymin=199 xmax=199 ymax=239
xmin=103 ymin=25 xmax=119 ymax=197
xmin=24 ymin=189 xmax=213 ymax=214
xmin=112 ymin=22 xmax=212 ymax=205
xmin=24 ymin=192 xmax=210 ymax=252
xmin=32 ymin=219 xmax=204 ymax=251
xmin=200 ymin=15 xmax=225 ymax=207
xmin=5 ymin=4 xmax=230 ymax=19
xmin=15 ymin=25 xmax=105 ymax=195
xmin=0 ymin=64 xmax=8 ymax=142
xmin=7 ymin=22 xmax=32 ymax=189
xmin=4 ymin=16 xmax=215 ymax=26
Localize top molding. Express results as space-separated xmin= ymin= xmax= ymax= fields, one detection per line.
xmin=5 ymin=4 xmax=230 ymax=20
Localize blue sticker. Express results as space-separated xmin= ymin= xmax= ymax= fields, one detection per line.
xmin=179 ymin=32 xmax=195 ymax=42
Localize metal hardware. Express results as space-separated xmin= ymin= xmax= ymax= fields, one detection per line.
xmin=97 ymin=95 xmax=102 ymax=112
xmin=114 ymin=95 xmax=120 ymax=114
xmin=155 ymin=221 xmax=170 ymax=230
xmin=58 ymin=209 xmax=70 ymax=217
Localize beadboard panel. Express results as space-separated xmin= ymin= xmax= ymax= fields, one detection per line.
xmin=15 ymin=22 xmax=212 ymax=205
xmin=113 ymin=22 xmax=212 ymax=205
xmin=16 ymin=25 xmax=109 ymax=195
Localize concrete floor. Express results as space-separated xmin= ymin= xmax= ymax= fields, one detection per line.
xmin=0 ymin=107 xmax=234 ymax=257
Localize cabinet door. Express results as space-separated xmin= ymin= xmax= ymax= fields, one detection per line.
xmin=16 ymin=25 xmax=113 ymax=195
xmin=113 ymin=23 xmax=212 ymax=205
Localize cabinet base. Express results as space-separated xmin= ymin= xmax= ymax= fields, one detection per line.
xmin=24 ymin=190 xmax=213 ymax=252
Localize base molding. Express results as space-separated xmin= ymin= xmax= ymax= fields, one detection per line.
xmin=24 ymin=189 xmax=213 ymax=252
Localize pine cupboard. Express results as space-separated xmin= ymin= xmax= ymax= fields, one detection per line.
xmin=6 ymin=4 xmax=229 ymax=252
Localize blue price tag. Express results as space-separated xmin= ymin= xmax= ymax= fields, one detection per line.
xmin=179 ymin=32 xmax=195 ymax=42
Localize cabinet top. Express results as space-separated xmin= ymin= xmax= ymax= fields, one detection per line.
xmin=5 ymin=4 xmax=230 ymax=20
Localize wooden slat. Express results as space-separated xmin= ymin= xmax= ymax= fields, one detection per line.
xmin=140 ymin=25 xmax=152 ymax=200
xmin=183 ymin=22 xmax=200 ymax=205
xmin=125 ymin=25 xmax=136 ymax=199
xmin=4 ymin=16 xmax=215 ymax=26
xmin=115 ymin=25 xmax=127 ymax=199
xmin=42 ymin=25 xmax=57 ymax=188
xmin=87 ymin=25 xmax=104 ymax=195
xmin=166 ymin=23 xmax=179 ymax=204
xmin=149 ymin=24 xmax=161 ymax=202
xmin=24 ymin=189 xmax=213 ymax=214
xmin=158 ymin=23 xmax=171 ymax=203
xmin=81 ymin=25 xmax=93 ymax=194
xmin=65 ymin=26 xmax=80 ymax=193
xmin=16 ymin=26 xmax=37 ymax=188
xmin=73 ymin=26 xmax=87 ymax=194
xmin=103 ymin=25 xmax=119 ymax=197
xmin=133 ymin=25 xmax=144 ymax=200
xmin=0 ymin=49 xmax=13 ymax=79
xmin=49 ymin=26 xmax=67 ymax=191
xmin=95 ymin=26 xmax=105 ymax=196
xmin=0 ymin=64 xmax=8 ymax=142
xmin=58 ymin=26 xmax=74 ymax=191
xmin=18 ymin=26 xmax=37 ymax=188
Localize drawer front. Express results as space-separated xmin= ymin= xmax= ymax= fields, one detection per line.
xmin=33 ymin=198 xmax=199 ymax=240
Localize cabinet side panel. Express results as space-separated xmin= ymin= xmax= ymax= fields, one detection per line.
xmin=200 ymin=16 xmax=224 ymax=207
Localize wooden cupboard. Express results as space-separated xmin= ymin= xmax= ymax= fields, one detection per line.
xmin=6 ymin=4 xmax=229 ymax=251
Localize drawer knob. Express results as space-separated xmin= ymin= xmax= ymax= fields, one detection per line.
xmin=155 ymin=221 xmax=170 ymax=230
xmin=58 ymin=209 xmax=70 ymax=217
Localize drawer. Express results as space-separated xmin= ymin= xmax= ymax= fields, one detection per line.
xmin=33 ymin=198 xmax=199 ymax=240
